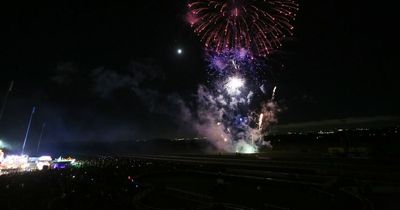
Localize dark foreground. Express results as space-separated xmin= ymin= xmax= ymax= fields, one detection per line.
xmin=1 ymin=154 xmax=400 ymax=210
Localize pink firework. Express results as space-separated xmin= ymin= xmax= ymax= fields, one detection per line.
xmin=187 ymin=0 xmax=299 ymax=57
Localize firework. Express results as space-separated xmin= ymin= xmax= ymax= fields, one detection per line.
xmin=208 ymin=49 xmax=253 ymax=73
xmin=225 ymin=76 xmax=245 ymax=96
xmin=206 ymin=49 xmax=273 ymax=86
xmin=187 ymin=0 xmax=299 ymax=56
xmin=271 ymin=86 xmax=277 ymax=100
xmin=258 ymin=113 xmax=264 ymax=130
xmin=185 ymin=1 xmax=295 ymax=153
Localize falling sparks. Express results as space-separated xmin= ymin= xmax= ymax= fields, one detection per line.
xmin=187 ymin=0 xmax=299 ymax=57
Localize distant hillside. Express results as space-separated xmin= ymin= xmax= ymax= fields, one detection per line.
xmin=271 ymin=116 xmax=400 ymax=134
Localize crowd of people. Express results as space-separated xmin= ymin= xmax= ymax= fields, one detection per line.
xmin=0 ymin=157 xmax=153 ymax=210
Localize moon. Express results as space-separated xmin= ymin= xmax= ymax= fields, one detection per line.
xmin=177 ymin=48 xmax=183 ymax=55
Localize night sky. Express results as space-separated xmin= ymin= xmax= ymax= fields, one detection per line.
xmin=1 ymin=1 xmax=399 ymax=149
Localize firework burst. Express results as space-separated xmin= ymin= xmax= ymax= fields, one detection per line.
xmin=187 ymin=0 xmax=299 ymax=57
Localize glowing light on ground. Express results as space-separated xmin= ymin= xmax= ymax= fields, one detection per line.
xmin=235 ymin=140 xmax=258 ymax=154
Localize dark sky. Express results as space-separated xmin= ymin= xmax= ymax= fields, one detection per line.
xmin=0 ymin=1 xmax=399 ymax=149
